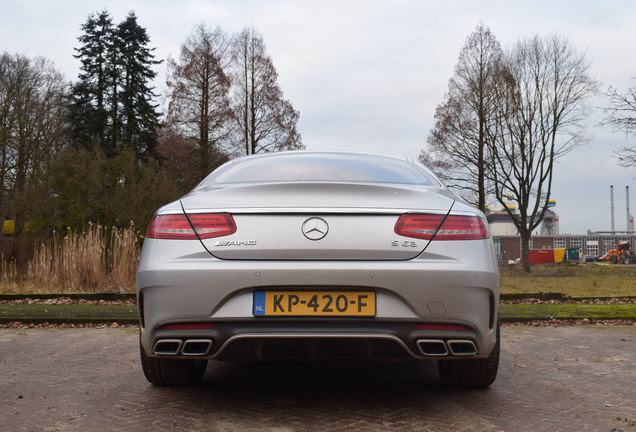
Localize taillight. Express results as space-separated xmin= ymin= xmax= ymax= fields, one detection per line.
xmin=146 ymin=213 xmax=236 ymax=240
xmin=146 ymin=214 xmax=196 ymax=239
xmin=395 ymin=213 xmax=488 ymax=241
xmin=394 ymin=214 xmax=445 ymax=240
xmin=188 ymin=213 xmax=237 ymax=239
xmin=434 ymin=215 xmax=489 ymax=240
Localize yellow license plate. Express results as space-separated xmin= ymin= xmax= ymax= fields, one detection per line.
xmin=253 ymin=291 xmax=376 ymax=317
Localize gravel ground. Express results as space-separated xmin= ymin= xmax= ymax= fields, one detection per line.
xmin=1 ymin=325 xmax=634 ymax=432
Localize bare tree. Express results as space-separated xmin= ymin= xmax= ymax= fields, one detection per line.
xmin=230 ymin=28 xmax=302 ymax=155
xmin=166 ymin=25 xmax=233 ymax=177
xmin=422 ymin=24 xmax=504 ymax=211
xmin=605 ymin=80 xmax=636 ymax=166
xmin=488 ymin=35 xmax=597 ymax=271
xmin=0 ymin=53 xmax=67 ymax=241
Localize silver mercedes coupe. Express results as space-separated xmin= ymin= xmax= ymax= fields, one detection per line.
xmin=137 ymin=151 xmax=500 ymax=388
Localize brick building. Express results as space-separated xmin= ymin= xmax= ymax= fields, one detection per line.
xmin=493 ymin=235 xmax=633 ymax=262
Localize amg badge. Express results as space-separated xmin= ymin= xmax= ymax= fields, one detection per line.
xmin=214 ymin=240 xmax=256 ymax=246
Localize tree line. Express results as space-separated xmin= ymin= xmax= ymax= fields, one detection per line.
xmin=421 ymin=23 xmax=636 ymax=271
xmin=0 ymin=10 xmax=301 ymax=262
xmin=5 ymin=15 xmax=636 ymax=272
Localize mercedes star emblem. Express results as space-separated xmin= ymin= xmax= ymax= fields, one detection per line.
xmin=301 ymin=217 xmax=329 ymax=241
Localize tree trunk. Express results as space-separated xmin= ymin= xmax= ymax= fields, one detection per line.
xmin=477 ymin=50 xmax=486 ymax=212
xmin=97 ymin=54 xmax=105 ymax=151
xmin=520 ymin=232 xmax=531 ymax=273
xmin=243 ymin=45 xmax=249 ymax=155
xmin=477 ymin=132 xmax=485 ymax=211
xmin=125 ymin=70 xmax=133 ymax=150
xmin=249 ymin=37 xmax=256 ymax=154
xmin=111 ymin=76 xmax=118 ymax=152
xmin=200 ymin=64 xmax=209 ymax=177
xmin=0 ymin=133 xmax=6 ymax=220
xmin=10 ymin=135 xmax=27 ymax=260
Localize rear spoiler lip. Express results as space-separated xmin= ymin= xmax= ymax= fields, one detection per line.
xmin=168 ymin=207 xmax=467 ymax=215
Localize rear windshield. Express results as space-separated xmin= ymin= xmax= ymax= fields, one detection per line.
xmin=202 ymin=153 xmax=440 ymax=186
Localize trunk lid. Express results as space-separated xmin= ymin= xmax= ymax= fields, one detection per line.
xmin=180 ymin=182 xmax=454 ymax=260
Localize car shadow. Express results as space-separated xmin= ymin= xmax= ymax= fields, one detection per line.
xmin=170 ymin=360 xmax=482 ymax=404
xmin=135 ymin=359 xmax=500 ymax=431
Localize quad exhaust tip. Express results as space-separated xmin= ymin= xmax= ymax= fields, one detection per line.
xmin=416 ymin=339 xmax=478 ymax=357
xmin=447 ymin=339 xmax=478 ymax=356
xmin=153 ymin=339 xmax=182 ymax=356
xmin=416 ymin=339 xmax=449 ymax=356
xmin=153 ymin=339 xmax=213 ymax=356
xmin=181 ymin=339 xmax=213 ymax=356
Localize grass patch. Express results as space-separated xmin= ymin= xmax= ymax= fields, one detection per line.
xmin=501 ymin=264 xmax=636 ymax=297
xmin=1 ymin=303 xmax=635 ymax=323
xmin=0 ymin=303 xmax=138 ymax=323
xmin=499 ymin=303 xmax=636 ymax=320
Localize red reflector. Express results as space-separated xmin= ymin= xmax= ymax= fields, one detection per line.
xmin=395 ymin=214 xmax=489 ymax=241
xmin=160 ymin=323 xmax=215 ymax=331
xmin=416 ymin=323 xmax=469 ymax=331
xmin=145 ymin=213 xmax=236 ymax=240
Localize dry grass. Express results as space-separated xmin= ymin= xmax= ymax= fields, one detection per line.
xmin=0 ymin=253 xmax=18 ymax=291
xmin=0 ymin=223 xmax=142 ymax=293
xmin=501 ymin=263 xmax=636 ymax=297
xmin=108 ymin=224 xmax=139 ymax=290
xmin=4 ymin=234 xmax=636 ymax=297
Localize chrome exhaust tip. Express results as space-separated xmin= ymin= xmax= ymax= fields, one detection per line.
xmin=447 ymin=339 xmax=478 ymax=356
xmin=153 ymin=339 xmax=182 ymax=355
xmin=416 ymin=339 xmax=449 ymax=356
xmin=181 ymin=339 xmax=213 ymax=356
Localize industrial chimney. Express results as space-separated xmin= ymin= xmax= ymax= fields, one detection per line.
xmin=611 ymin=185 xmax=615 ymax=232
xmin=628 ymin=186 xmax=634 ymax=231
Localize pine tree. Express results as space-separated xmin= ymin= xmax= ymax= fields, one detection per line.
xmin=106 ymin=18 xmax=122 ymax=153
xmin=117 ymin=12 xmax=161 ymax=159
xmin=71 ymin=10 xmax=160 ymax=159
xmin=70 ymin=10 xmax=113 ymax=152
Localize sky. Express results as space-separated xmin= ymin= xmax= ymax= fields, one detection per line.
xmin=2 ymin=0 xmax=636 ymax=234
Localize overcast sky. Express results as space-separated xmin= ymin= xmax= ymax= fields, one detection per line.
xmin=3 ymin=0 xmax=636 ymax=233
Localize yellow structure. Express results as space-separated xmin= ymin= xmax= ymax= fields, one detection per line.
xmin=553 ymin=247 xmax=566 ymax=263
xmin=2 ymin=220 xmax=15 ymax=234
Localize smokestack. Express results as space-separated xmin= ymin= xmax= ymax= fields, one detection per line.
xmin=627 ymin=186 xmax=631 ymax=231
xmin=611 ymin=185 xmax=615 ymax=232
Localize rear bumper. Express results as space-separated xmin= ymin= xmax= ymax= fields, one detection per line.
xmin=147 ymin=322 xmax=482 ymax=361
xmin=137 ymin=251 xmax=499 ymax=360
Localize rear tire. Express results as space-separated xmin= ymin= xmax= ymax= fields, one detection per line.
xmin=140 ymin=340 xmax=207 ymax=386
xmin=438 ymin=323 xmax=500 ymax=388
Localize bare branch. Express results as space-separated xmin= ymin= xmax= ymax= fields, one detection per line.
xmin=487 ymin=34 xmax=597 ymax=270
xmin=422 ymin=23 xmax=504 ymax=211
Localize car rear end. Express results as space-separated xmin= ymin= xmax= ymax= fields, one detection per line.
xmin=136 ymin=152 xmax=500 ymax=387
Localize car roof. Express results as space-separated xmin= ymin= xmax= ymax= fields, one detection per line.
xmin=232 ymin=150 xmax=415 ymax=165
